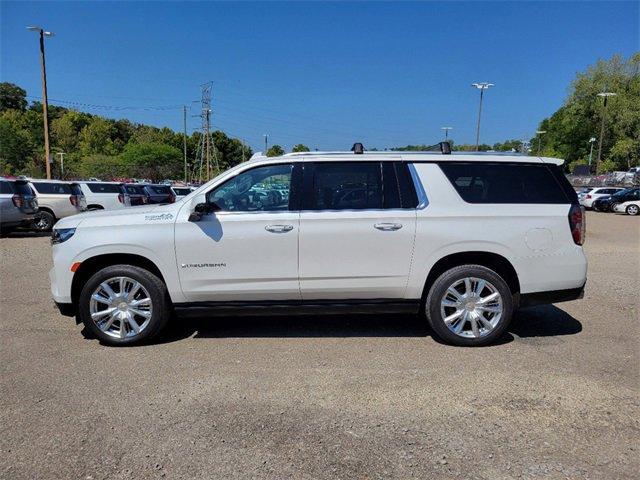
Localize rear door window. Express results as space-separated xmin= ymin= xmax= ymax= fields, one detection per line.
xmin=438 ymin=162 xmax=571 ymax=204
xmin=32 ymin=182 xmax=72 ymax=194
xmin=309 ymin=162 xmax=383 ymax=210
xmin=87 ymin=183 xmax=121 ymax=194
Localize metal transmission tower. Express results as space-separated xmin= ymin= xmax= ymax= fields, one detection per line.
xmin=195 ymin=82 xmax=220 ymax=182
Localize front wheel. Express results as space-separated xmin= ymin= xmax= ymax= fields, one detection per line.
xmin=425 ymin=265 xmax=514 ymax=347
xmin=626 ymin=204 xmax=640 ymax=216
xmin=610 ymin=203 xmax=619 ymax=213
xmin=78 ymin=265 xmax=171 ymax=346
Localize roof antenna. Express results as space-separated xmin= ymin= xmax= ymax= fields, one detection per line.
xmin=351 ymin=142 xmax=364 ymax=154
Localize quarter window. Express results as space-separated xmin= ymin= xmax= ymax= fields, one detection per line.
xmin=208 ymin=164 xmax=293 ymax=212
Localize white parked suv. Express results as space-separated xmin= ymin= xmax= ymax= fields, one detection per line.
xmin=29 ymin=180 xmax=87 ymax=231
xmin=579 ymin=187 xmax=625 ymax=209
xmin=77 ymin=181 xmax=125 ymax=211
xmin=50 ymin=147 xmax=587 ymax=347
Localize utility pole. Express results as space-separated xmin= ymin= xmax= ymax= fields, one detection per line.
xmin=183 ymin=106 xmax=188 ymax=184
xmin=194 ymin=82 xmax=219 ymax=183
xmin=596 ymin=92 xmax=616 ymax=171
xmin=471 ymin=82 xmax=494 ymax=151
xmin=27 ymin=26 xmax=54 ymax=179
xmin=57 ymin=152 xmax=65 ymax=178
xmin=441 ymin=126 xmax=453 ymax=141
xmin=263 ymin=134 xmax=269 ymax=154
xmin=536 ymin=130 xmax=547 ymax=155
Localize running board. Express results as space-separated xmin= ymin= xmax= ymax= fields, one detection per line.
xmin=173 ymin=299 xmax=421 ymax=318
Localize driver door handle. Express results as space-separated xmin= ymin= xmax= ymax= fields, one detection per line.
xmin=265 ymin=224 xmax=294 ymax=233
xmin=374 ymin=222 xmax=403 ymax=231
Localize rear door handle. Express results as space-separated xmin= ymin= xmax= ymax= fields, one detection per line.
xmin=265 ymin=224 xmax=294 ymax=233
xmin=374 ymin=223 xmax=403 ymax=231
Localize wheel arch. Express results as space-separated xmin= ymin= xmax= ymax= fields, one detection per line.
xmin=421 ymin=251 xmax=521 ymax=302
xmin=71 ymin=253 xmax=167 ymax=308
xmin=87 ymin=204 xmax=104 ymax=210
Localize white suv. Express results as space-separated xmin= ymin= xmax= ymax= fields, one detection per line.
xmin=29 ymin=180 xmax=87 ymax=231
xmin=50 ymin=148 xmax=587 ymax=347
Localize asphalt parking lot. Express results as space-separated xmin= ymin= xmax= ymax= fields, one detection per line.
xmin=1 ymin=211 xmax=638 ymax=479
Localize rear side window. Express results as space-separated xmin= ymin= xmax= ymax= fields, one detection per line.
xmin=438 ymin=162 xmax=570 ymax=204
xmin=123 ymin=185 xmax=144 ymax=195
xmin=0 ymin=181 xmax=14 ymax=194
xmin=310 ymin=162 xmax=383 ymax=210
xmin=32 ymin=182 xmax=72 ymax=194
xmin=173 ymin=187 xmax=191 ymax=195
xmin=86 ymin=183 xmax=121 ymax=194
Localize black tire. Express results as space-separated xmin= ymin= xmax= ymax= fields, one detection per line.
xmin=626 ymin=204 xmax=640 ymax=216
xmin=610 ymin=203 xmax=619 ymax=213
xmin=32 ymin=210 xmax=55 ymax=232
xmin=425 ymin=265 xmax=514 ymax=347
xmin=78 ymin=264 xmax=171 ymax=346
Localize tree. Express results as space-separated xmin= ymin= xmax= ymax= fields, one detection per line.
xmin=120 ymin=142 xmax=182 ymax=181
xmin=534 ymin=53 xmax=640 ymax=171
xmin=0 ymin=111 xmax=35 ymax=173
xmin=292 ymin=144 xmax=310 ymax=152
xmin=0 ymin=83 xmax=27 ymax=112
xmin=266 ymin=144 xmax=285 ymax=157
xmin=51 ymin=110 xmax=91 ymax=154
xmin=79 ymin=117 xmax=117 ymax=155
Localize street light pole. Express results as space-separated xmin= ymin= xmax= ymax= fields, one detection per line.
xmin=27 ymin=26 xmax=54 ymax=180
xmin=472 ymin=82 xmax=494 ymax=151
xmin=441 ymin=126 xmax=453 ymax=141
xmin=263 ymin=134 xmax=269 ymax=154
xmin=57 ymin=152 xmax=65 ymax=178
xmin=596 ymin=92 xmax=616 ymax=171
xmin=536 ymin=130 xmax=547 ymax=155
xmin=588 ymin=137 xmax=596 ymax=168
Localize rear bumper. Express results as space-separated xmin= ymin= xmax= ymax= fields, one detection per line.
xmin=517 ymin=282 xmax=586 ymax=308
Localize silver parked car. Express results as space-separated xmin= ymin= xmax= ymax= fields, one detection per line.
xmin=0 ymin=178 xmax=39 ymax=234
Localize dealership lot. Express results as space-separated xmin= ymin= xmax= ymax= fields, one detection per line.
xmin=0 ymin=212 xmax=638 ymax=479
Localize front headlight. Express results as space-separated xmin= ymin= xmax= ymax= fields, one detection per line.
xmin=51 ymin=228 xmax=76 ymax=245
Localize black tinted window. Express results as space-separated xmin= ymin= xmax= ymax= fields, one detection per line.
xmin=33 ymin=182 xmax=72 ymax=194
xmin=123 ymin=185 xmax=144 ymax=195
xmin=86 ymin=183 xmax=121 ymax=194
xmin=439 ymin=163 xmax=569 ymax=204
xmin=147 ymin=185 xmax=171 ymax=195
xmin=14 ymin=181 xmax=33 ymax=195
xmin=173 ymin=187 xmax=191 ymax=195
xmin=0 ymin=181 xmax=13 ymax=194
xmin=311 ymin=162 xmax=382 ymax=210
xmin=70 ymin=183 xmax=83 ymax=195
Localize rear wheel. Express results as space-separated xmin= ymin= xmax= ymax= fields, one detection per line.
xmin=626 ymin=204 xmax=639 ymax=216
xmin=78 ymin=265 xmax=171 ymax=346
xmin=425 ymin=265 xmax=513 ymax=347
xmin=32 ymin=210 xmax=55 ymax=231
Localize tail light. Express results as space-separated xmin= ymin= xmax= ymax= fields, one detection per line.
xmin=69 ymin=195 xmax=78 ymax=206
xmin=168 ymin=193 xmax=176 ymax=203
xmin=585 ymin=194 xmax=592 ymax=199
xmin=12 ymin=194 xmax=24 ymax=208
xmin=568 ymin=204 xmax=586 ymax=245
xmin=117 ymin=193 xmax=124 ymax=203
xmin=142 ymin=196 xmax=149 ymax=204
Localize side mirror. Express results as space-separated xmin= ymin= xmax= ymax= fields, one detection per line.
xmin=189 ymin=202 xmax=221 ymax=222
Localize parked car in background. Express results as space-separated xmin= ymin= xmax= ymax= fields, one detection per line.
xmin=579 ymin=187 xmax=625 ymax=209
xmin=592 ymin=188 xmax=640 ymax=212
xmin=78 ymin=182 xmax=125 ymax=211
xmin=29 ymin=180 xmax=87 ymax=232
xmin=576 ymin=187 xmax=594 ymax=203
xmin=0 ymin=178 xmax=39 ymax=234
xmin=171 ymin=186 xmax=195 ymax=198
xmin=118 ymin=184 xmax=148 ymax=206
xmin=613 ymin=199 xmax=640 ymax=216
xmin=140 ymin=184 xmax=176 ymax=204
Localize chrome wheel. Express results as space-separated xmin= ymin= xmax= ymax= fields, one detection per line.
xmin=89 ymin=276 xmax=153 ymax=339
xmin=627 ymin=205 xmax=639 ymax=216
xmin=440 ymin=277 xmax=503 ymax=339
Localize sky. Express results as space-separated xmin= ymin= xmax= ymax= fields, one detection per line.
xmin=1 ymin=1 xmax=638 ymax=152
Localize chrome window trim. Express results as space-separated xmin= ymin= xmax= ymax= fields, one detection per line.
xmin=407 ymin=163 xmax=429 ymax=209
